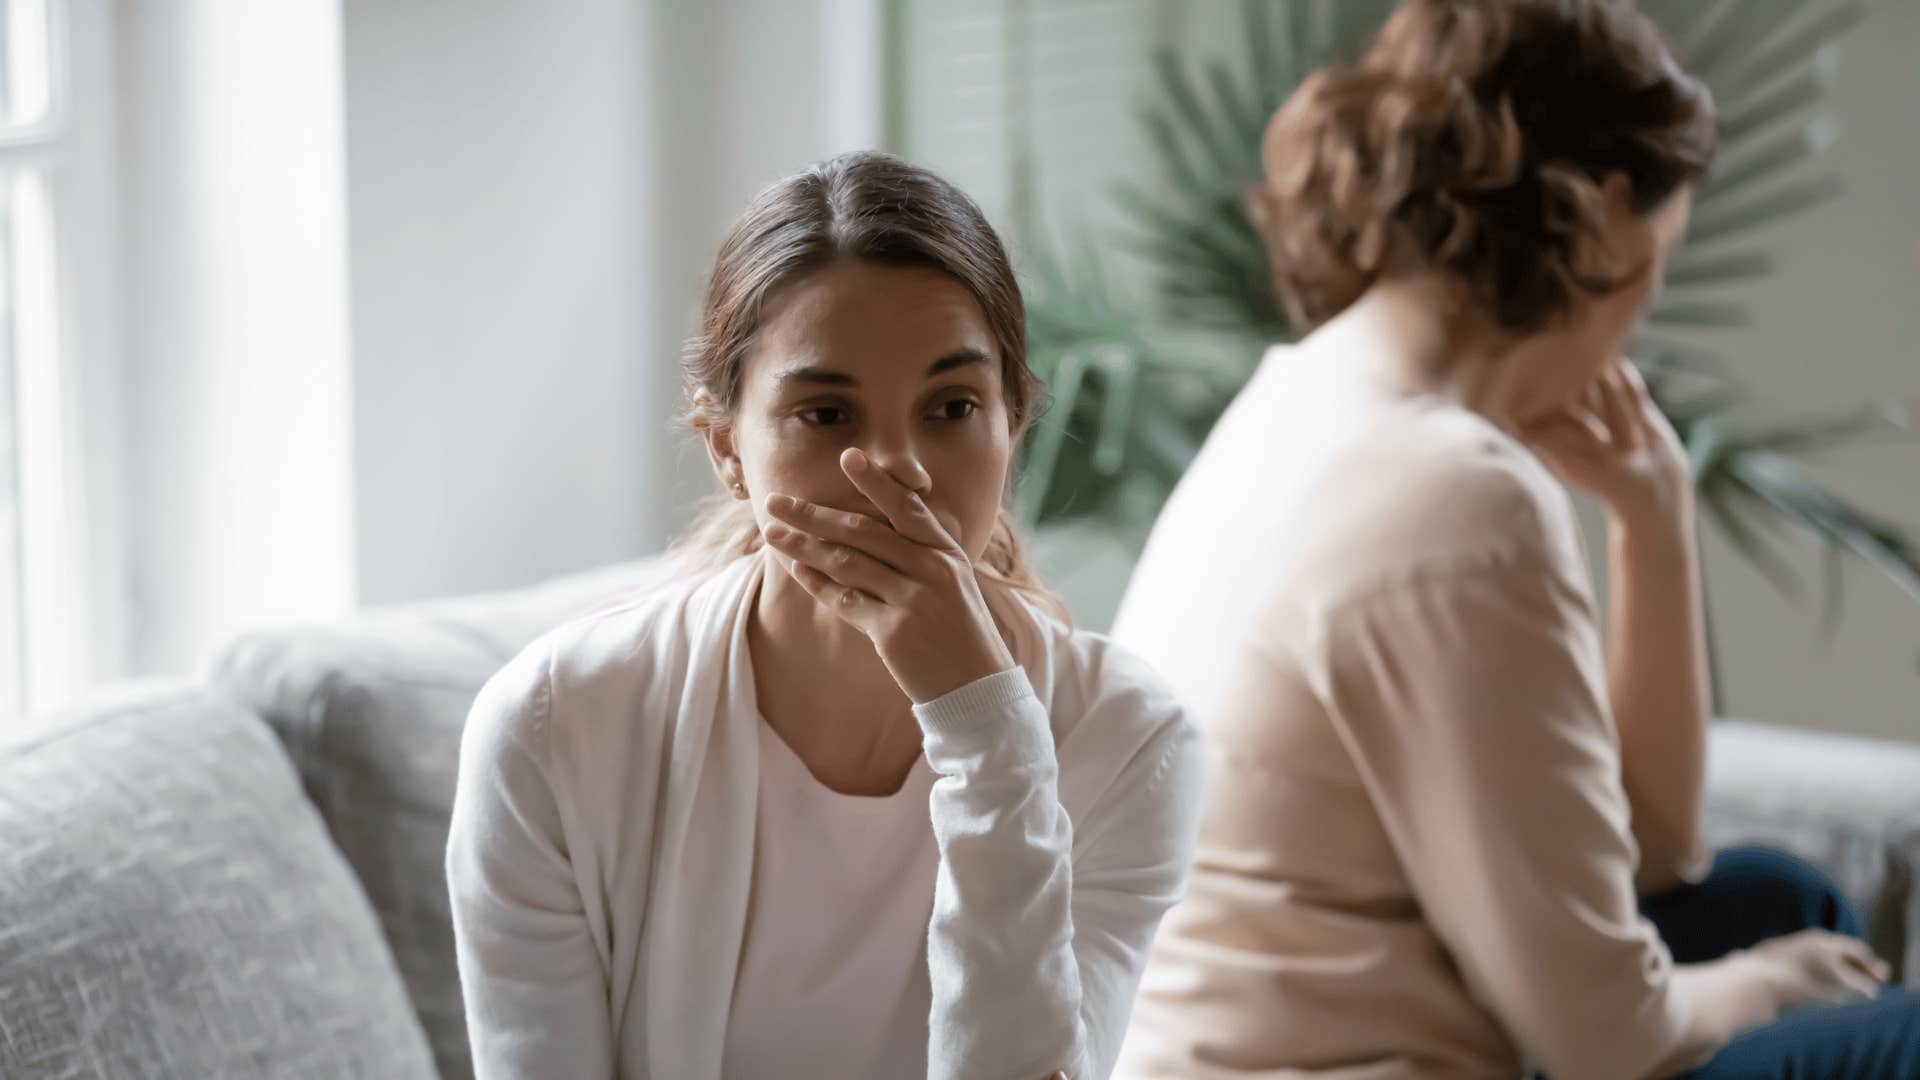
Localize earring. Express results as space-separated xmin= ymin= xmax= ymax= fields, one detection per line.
xmin=731 ymin=481 xmax=746 ymax=498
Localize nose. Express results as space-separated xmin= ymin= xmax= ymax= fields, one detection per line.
xmin=861 ymin=439 xmax=932 ymax=496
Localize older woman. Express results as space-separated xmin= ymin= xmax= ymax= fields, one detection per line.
xmin=1113 ymin=2 xmax=1918 ymax=1078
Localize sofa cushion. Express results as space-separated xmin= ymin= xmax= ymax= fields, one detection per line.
xmin=0 ymin=682 xmax=436 ymax=1078
xmin=207 ymin=558 xmax=661 ymax=1079
xmin=1705 ymin=719 xmax=1920 ymax=985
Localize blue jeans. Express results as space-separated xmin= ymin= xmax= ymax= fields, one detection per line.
xmin=1640 ymin=846 xmax=1920 ymax=1079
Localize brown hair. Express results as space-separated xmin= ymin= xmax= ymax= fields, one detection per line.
xmin=672 ymin=151 xmax=1064 ymax=619
xmin=1253 ymin=0 xmax=1717 ymax=335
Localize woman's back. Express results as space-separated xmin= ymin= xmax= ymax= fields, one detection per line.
xmin=1112 ymin=343 xmax=1690 ymax=1078
xmin=1115 ymin=343 xmax=1583 ymax=719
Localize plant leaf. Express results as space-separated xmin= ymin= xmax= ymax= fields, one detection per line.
xmin=1684 ymin=0 xmax=1773 ymax=76
xmin=1701 ymin=484 xmax=1804 ymax=599
xmin=1149 ymin=48 xmax=1247 ymax=188
xmin=1718 ymin=69 xmax=1830 ymax=148
xmin=1718 ymin=2 xmax=1866 ymax=99
xmin=1660 ymin=250 xmax=1774 ymax=290
xmin=1019 ymin=347 xmax=1091 ymax=523
xmin=1646 ymin=300 xmax=1751 ymax=329
xmin=1686 ymin=175 xmax=1848 ymax=246
xmin=1700 ymin=118 xmax=1839 ymax=204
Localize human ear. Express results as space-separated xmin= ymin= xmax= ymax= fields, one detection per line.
xmin=692 ymin=389 xmax=749 ymax=500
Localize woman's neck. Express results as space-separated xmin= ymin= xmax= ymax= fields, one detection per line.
xmin=745 ymin=553 xmax=924 ymax=796
xmin=1314 ymin=277 xmax=1576 ymax=433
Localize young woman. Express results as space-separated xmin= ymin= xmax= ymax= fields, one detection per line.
xmin=445 ymin=152 xmax=1204 ymax=1080
xmin=1111 ymin=2 xmax=1919 ymax=1078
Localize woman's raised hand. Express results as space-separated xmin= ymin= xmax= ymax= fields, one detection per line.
xmin=1522 ymin=357 xmax=1694 ymax=530
xmin=761 ymin=447 xmax=1016 ymax=704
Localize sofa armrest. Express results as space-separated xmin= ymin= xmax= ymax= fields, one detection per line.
xmin=1 ymin=682 xmax=436 ymax=1078
xmin=1705 ymin=719 xmax=1920 ymax=986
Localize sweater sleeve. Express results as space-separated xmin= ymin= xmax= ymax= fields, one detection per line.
xmin=1320 ymin=550 xmax=1714 ymax=1080
xmin=915 ymin=665 xmax=1205 ymax=1080
xmin=445 ymin=644 xmax=616 ymax=1078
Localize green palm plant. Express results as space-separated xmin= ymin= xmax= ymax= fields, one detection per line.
xmin=1019 ymin=0 xmax=1919 ymax=639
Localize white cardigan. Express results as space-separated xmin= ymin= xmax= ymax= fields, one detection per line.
xmin=445 ymin=554 xmax=1204 ymax=1080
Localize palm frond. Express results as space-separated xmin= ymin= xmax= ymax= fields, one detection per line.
xmin=1718 ymin=2 xmax=1867 ymax=98
xmin=1660 ymin=250 xmax=1774 ymax=290
xmin=1725 ymin=451 xmax=1920 ymax=607
xmin=1700 ymin=482 xmax=1806 ymax=600
xmin=1719 ymin=68 xmax=1831 ymax=147
xmin=1148 ymin=48 xmax=1252 ymax=187
xmin=1679 ymin=0 xmax=1774 ymax=77
xmin=1646 ymin=300 xmax=1752 ymax=330
xmin=1686 ymin=175 xmax=1848 ymax=247
xmin=1701 ymin=118 xmax=1839 ymax=204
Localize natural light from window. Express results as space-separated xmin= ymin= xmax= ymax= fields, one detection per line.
xmin=0 ymin=0 xmax=60 ymax=716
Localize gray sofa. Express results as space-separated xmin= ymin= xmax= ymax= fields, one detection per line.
xmin=3 ymin=557 xmax=1918 ymax=1079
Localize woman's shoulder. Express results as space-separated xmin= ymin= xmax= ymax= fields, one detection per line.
xmin=466 ymin=558 xmax=757 ymax=756
xmin=1298 ymin=402 xmax=1583 ymax=597
xmin=1237 ymin=342 xmax=1572 ymax=554
xmin=1025 ymin=613 xmax=1204 ymax=817
xmin=1025 ymin=608 xmax=1192 ymax=754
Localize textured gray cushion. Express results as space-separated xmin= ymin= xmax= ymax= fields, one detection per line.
xmin=1705 ymin=719 xmax=1920 ymax=986
xmin=0 ymin=682 xmax=436 ymax=1079
xmin=208 ymin=559 xmax=661 ymax=1079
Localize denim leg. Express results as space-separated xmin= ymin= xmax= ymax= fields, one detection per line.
xmin=1641 ymin=845 xmax=1863 ymax=964
xmin=1684 ymin=989 xmax=1920 ymax=1080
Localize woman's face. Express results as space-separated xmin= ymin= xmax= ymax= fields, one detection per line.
xmin=713 ymin=259 xmax=1015 ymax=564
xmin=1522 ymin=183 xmax=1693 ymax=409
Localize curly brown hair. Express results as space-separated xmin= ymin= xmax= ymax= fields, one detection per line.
xmin=1253 ymin=0 xmax=1717 ymax=335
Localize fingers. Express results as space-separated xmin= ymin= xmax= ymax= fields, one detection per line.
xmin=1524 ymin=414 xmax=1608 ymax=471
xmin=1616 ymin=357 xmax=1662 ymax=421
xmin=1568 ymin=405 xmax=1612 ymax=447
xmin=1860 ymin=951 xmax=1894 ymax=984
xmin=762 ymin=520 xmax=908 ymax=605
xmin=840 ymin=448 xmax=960 ymax=552
xmin=1806 ymin=932 xmax=1889 ymax=1001
xmin=1830 ymin=953 xmax=1887 ymax=1001
xmin=1830 ymin=935 xmax=1892 ymax=986
xmin=776 ymin=552 xmax=884 ymax=628
xmin=765 ymin=493 xmax=927 ymax=573
xmin=1597 ymin=362 xmax=1643 ymax=452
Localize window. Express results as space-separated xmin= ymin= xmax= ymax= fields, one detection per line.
xmin=888 ymin=0 xmax=1176 ymax=255
xmin=0 ymin=0 xmax=76 ymax=715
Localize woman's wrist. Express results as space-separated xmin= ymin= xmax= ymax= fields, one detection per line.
xmin=1607 ymin=484 xmax=1698 ymax=554
xmin=912 ymin=666 xmax=1036 ymax=739
xmin=1676 ymin=950 xmax=1784 ymax=1043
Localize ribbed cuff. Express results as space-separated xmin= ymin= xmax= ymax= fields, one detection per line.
xmin=912 ymin=667 xmax=1038 ymax=739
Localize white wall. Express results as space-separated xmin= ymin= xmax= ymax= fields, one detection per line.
xmin=341 ymin=0 xmax=653 ymax=605
xmin=340 ymin=0 xmax=880 ymax=605
xmin=115 ymin=0 xmax=356 ymax=677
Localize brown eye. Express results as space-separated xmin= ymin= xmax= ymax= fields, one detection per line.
xmin=933 ymin=399 xmax=978 ymax=421
xmin=800 ymin=406 xmax=850 ymax=426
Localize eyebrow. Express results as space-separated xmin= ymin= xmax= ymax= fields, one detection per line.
xmin=773 ymin=347 xmax=992 ymax=389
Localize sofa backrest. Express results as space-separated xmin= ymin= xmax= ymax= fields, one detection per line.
xmin=207 ymin=558 xmax=662 ymax=1079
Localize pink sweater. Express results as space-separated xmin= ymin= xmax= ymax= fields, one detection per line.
xmin=1110 ymin=349 xmax=1720 ymax=1080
